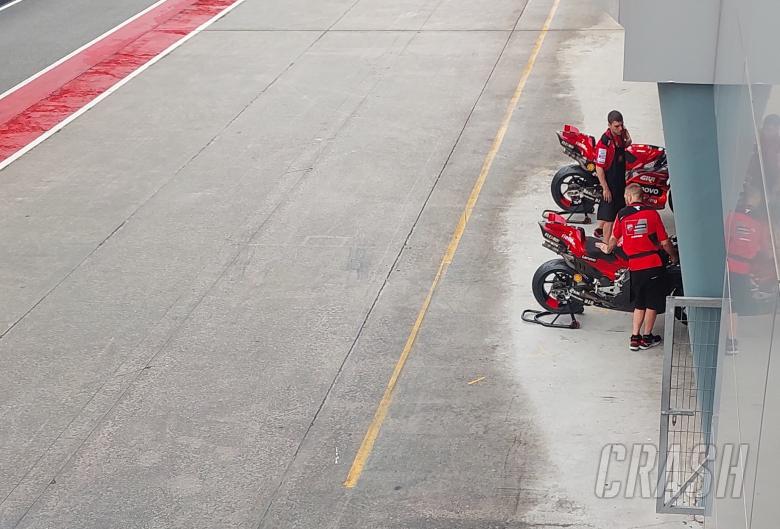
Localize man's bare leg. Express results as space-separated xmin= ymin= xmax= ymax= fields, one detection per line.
xmin=602 ymin=221 xmax=613 ymax=243
xmin=727 ymin=310 xmax=739 ymax=352
xmin=632 ymin=308 xmax=645 ymax=335
xmin=642 ymin=309 xmax=658 ymax=335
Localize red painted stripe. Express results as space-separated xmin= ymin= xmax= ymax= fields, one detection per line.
xmin=0 ymin=0 xmax=237 ymax=164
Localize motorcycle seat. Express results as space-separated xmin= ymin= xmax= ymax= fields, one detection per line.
xmin=585 ymin=236 xmax=627 ymax=263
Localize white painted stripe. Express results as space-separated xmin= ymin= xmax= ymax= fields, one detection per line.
xmin=0 ymin=0 xmax=246 ymax=173
xmin=0 ymin=0 xmax=28 ymax=14
xmin=0 ymin=0 xmax=171 ymax=103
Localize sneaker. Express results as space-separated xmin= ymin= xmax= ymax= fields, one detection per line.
xmin=630 ymin=334 xmax=642 ymax=351
xmin=640 ymin=334 xmax=662 ymax=349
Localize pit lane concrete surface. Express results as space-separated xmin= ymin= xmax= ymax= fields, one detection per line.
xmin=0 ymin=1 xmax=689 ymax=528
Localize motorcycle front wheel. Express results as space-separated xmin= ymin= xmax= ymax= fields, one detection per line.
xmin=532 ymin=259 xmax=585 ymax=314
xmin=551 ymin=165 xmax=598 ymax=213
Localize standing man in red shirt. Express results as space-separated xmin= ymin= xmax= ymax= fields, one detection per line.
xmin=594 ymin=110 xmax=632 ymax=242
xmin=598 ymin=184 xmax=678 ymax=351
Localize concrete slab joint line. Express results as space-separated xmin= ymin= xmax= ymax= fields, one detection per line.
xmin=0 ymin=0 xmax=431 ymax=526
xmin=0 ymin=0 xmax=258 ymax=341
xmin=342 ymin=0 xmax=560 ymax=490
xmin=0 ymin=16 xmax=380 ymax=528
xmin=0 ymin=0 xmax=680 ymax=527
xmin=246 ymin=3 xmax=545 ymax=528
xmin=0 ymin=0 xmax=395 ymax=344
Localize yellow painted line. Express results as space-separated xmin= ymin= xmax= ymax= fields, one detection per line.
xmin=343 ymin=0 xmax=561 ymax=489
xmin=467 ymin=376 xmax=486 ymax=385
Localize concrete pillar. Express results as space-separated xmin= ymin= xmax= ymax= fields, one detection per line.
xmin=657 ymin=83 xmax=726 ymax=296
xmin=657 ymin=83 xmax=726 ymax=450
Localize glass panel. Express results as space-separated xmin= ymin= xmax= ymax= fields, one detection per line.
xmin=711 ymin=1 xmax=780 ymax=527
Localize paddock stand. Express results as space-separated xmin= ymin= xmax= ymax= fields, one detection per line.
xmin=521 ymin=307 xmax=581 ymax=329
xmin=542 ymin=208 xmax=593 ymax=225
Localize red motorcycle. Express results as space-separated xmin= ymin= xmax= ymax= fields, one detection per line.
xmin=531 ymin=211 xmax=682 ymax=314
xmin=551 ymin=124 xmax=672 ymax=214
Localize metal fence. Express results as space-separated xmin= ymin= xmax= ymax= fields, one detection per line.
xmin=657 ymin=296 xmax=722 ymax=515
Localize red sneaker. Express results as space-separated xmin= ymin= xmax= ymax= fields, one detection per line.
xmin=640 ymin=334 xmax=662 ymax=349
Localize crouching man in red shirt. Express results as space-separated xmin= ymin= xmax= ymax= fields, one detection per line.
xmin=598 ymin=184 xmax=678 ymax=351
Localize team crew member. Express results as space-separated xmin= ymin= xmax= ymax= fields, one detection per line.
xmin=594 ymin=110 xmax=632 ymax=242
xmin=724 ymin=183 xmax=774 ymax=352
xmin=598 ymin=184 xmax=678 ymax=351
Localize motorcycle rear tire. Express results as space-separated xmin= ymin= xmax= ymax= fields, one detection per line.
xmin=551 ymin=165 xmax=597 ymax=214
xmin=532 ymin=259 xmax=585 ymax=315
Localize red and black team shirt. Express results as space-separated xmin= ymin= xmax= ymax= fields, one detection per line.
xmin=725 ymin=209 xmax=769 ymax=275
xmin=613 ymin=203 xmax=669 ymax=271
xmin=595 ymin=129 xmax=624 ymax=171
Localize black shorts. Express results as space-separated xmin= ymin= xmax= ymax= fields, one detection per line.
xmin=630 ymin=267 xmax=667 ymax=312
xmin=597 ymin=186 xmax=626 ymax=221
xmin=729 ymin=273 xmax=775 ymax=317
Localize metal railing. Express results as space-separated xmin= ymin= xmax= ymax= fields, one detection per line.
xmin=657 ymin=296 xmax=722 ymax=515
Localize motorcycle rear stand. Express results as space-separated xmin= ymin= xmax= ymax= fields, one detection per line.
xmin=521 ymin=308 xmax=580 ymax=329
xmin=542 ymin=209 xmax=593 ymax=225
